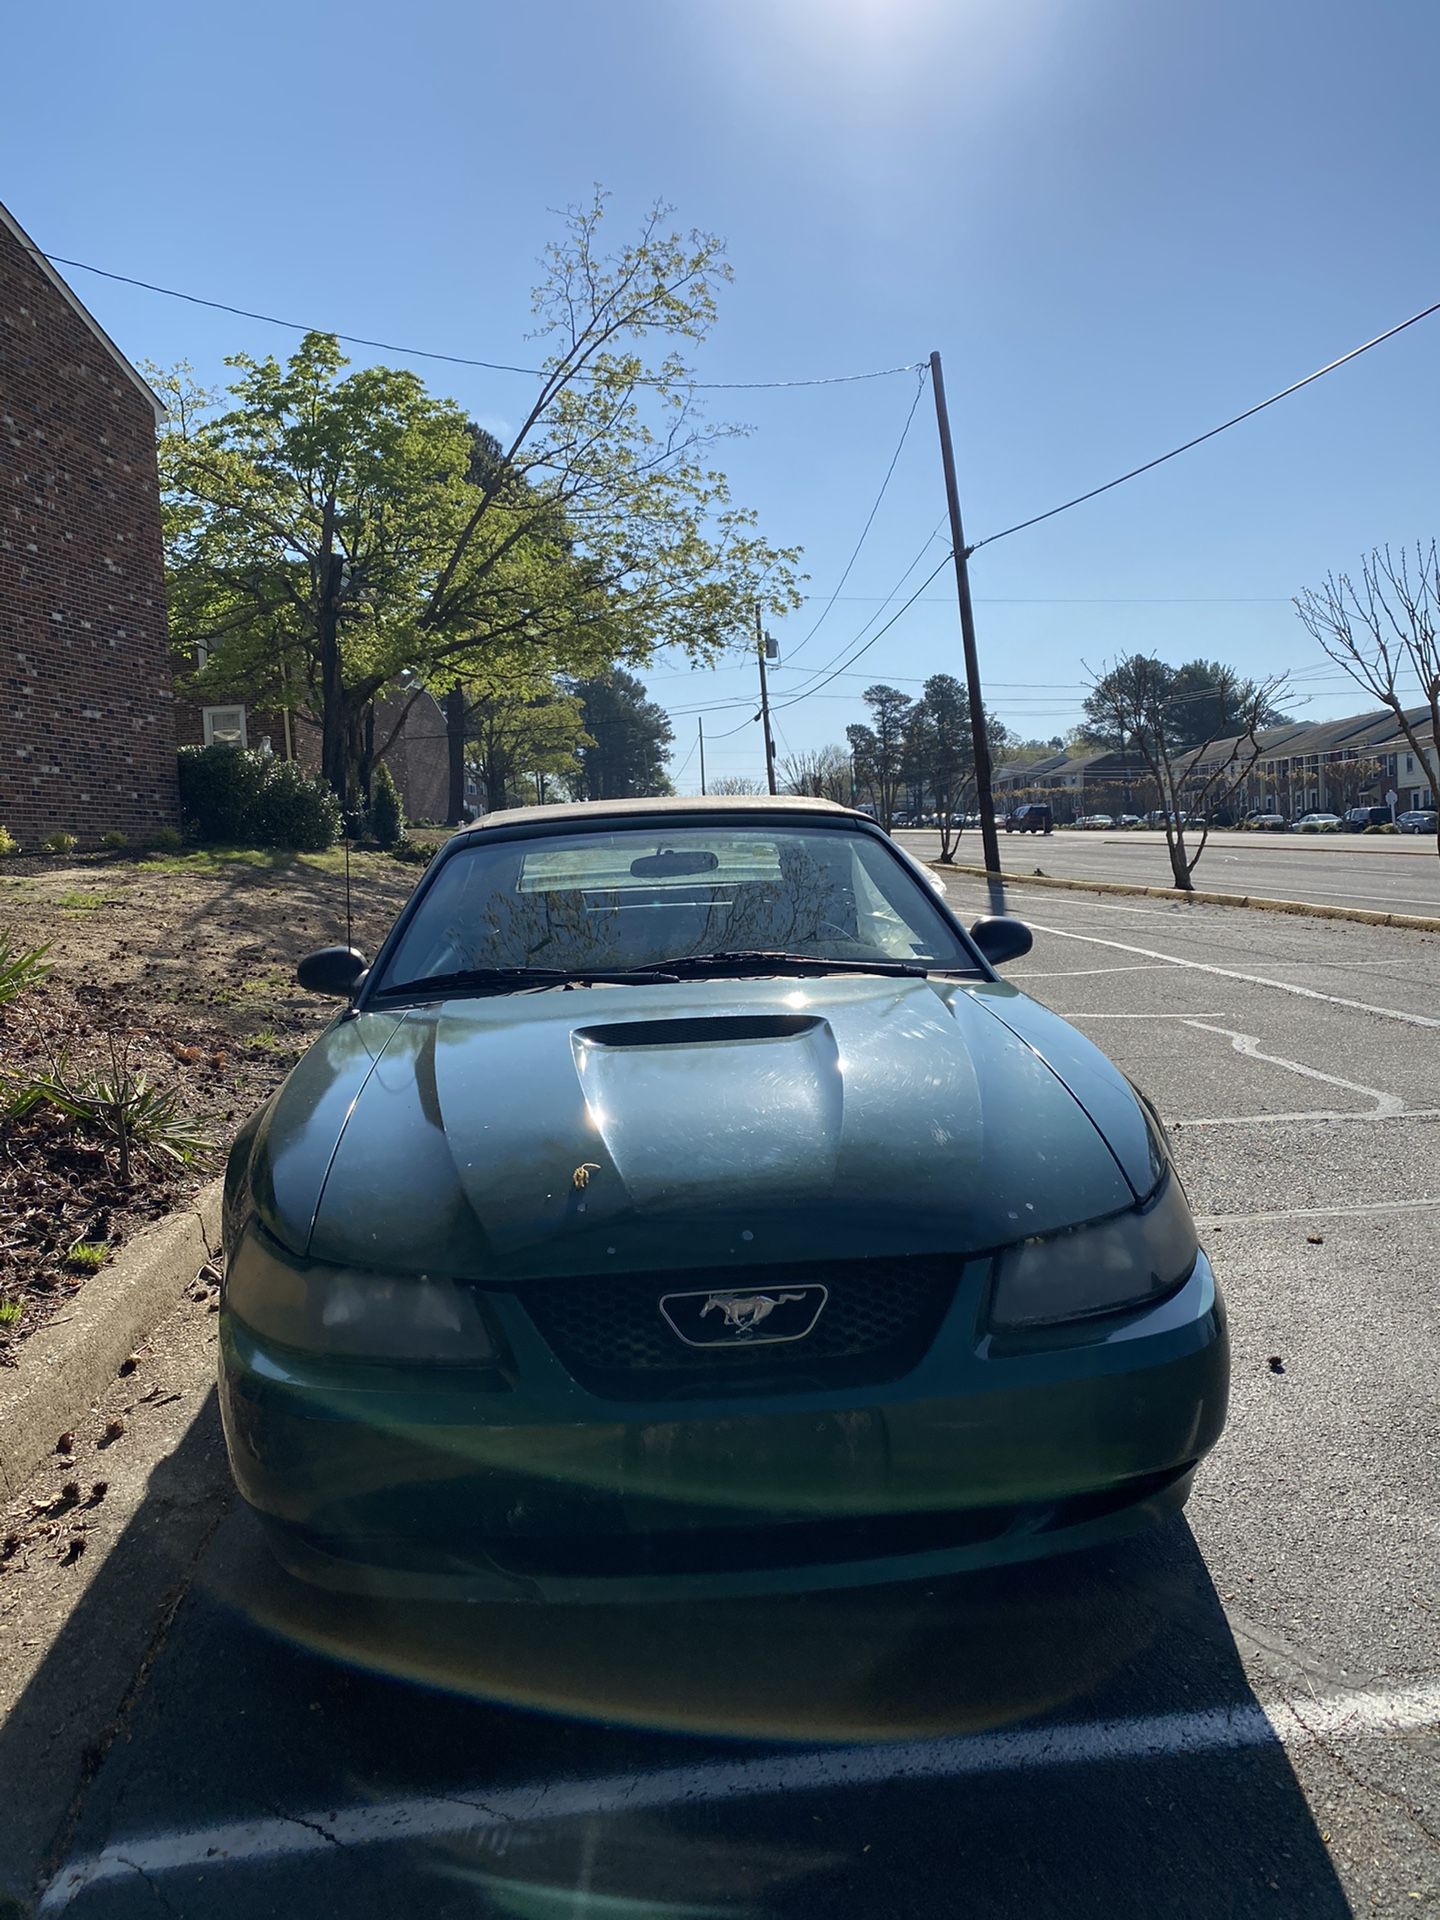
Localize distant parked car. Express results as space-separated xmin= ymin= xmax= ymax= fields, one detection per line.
xmin=1005 ymin=803 xmax=1053 ymax=834
xmin=1115 ymin=814 xmax=1142 ymax=829
xmin=1341 ymin=806 xmax=1393 ymax=832
xmin=1397 ymin=810 xmax=1438 ymax=835
xmin=1293 ymin=812 xmax=1342 ymax=833
xmin=1075 ymin=814 xmax=1115 ymax=830
xmin=1242 ymin=811 xmax=1287 ymax=831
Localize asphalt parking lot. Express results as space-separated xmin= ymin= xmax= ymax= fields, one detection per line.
xmin=896 ymin=826 xmax=1440 ymax=918
xmin=7 ymin=887 xmax=1439 ymax=1918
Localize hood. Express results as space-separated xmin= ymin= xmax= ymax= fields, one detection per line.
xmin=250 ymin=977 xmax=1145 ymax=1282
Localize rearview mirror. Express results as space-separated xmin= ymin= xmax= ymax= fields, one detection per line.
xmin=296 ymin=945 xmax=368 ymax=997
xmin=969 ymin=916 xmax=1033 ymax=968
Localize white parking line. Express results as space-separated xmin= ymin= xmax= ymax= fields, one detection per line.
xmin=1178 ymin=1107 xmax=1440 ymax=1130
xmin=38 ymin=1678 xmax=1440 ymax=1907
xmin=1183 ymin=1022 xmax=1406 ymax=1117
xmin=1008 ymin=963 xmax=1177 ymax=980
xmin=1196 ymin=1197 xmax=1440 ymax=1226
xmin=1013 ymin=921 xmax=1440 ymax=1031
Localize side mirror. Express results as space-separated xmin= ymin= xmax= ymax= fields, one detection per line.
xmin=296 ymin=945 xmax=368 ymax=997
xmin=969 ymin=916 xmax=1033 ymax=969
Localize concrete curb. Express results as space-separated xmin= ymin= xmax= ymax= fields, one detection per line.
xmin=930 ymin=862 xmax=1440 ymax=934
xmin=0 ymin=1179 xmax=222 ymax=1499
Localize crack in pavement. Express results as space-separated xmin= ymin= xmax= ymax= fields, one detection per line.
xmin=116 ymin=1856 xmax=184 ymax=1918
xmin=1288 ymin=1696 xmax=1440 ymax=1855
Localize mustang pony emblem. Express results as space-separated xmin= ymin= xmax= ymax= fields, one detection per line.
xmin=701 ymin=1291 xmax=806 ymax=1335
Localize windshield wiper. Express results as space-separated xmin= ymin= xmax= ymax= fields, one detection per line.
xmin=375 ymin=964 xmax=679 ymax=999
xmin=640 ymin=950 xmax=929 ymax=980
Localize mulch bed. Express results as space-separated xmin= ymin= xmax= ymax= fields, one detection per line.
xmin=0 ymin=848 xmax=419 ymax=1361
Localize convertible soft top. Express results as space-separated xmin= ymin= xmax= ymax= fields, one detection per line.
xmin=458 ymin=794 xmax=861 ymax=833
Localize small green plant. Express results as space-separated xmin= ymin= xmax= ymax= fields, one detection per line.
xmin=64 ymin=1240 xmax=110 ymax=1272
xmin=0 ymin=1299 xmax=22 ymax=1328
xmin=150 ymin=825 xmax=184 ymax=852
xmin=42 ymin=832 xmax=77 ymax=856
xmin=100 ymin=830 xmax=128 ymax=850
xmin=370 ymin=761 xmax=405 ymax=849
xmin=389 ymin=837 xmax=435 ymax=868
xmin=10 ymin=1040 xmax=210 ymax=1182
xmin=0 ymin=936 xmax=49 ymax=1008
xmin=58 ymin=891 xmax=107 ymax=912
xmin=0 ymin=826 xmax=16 ymax=856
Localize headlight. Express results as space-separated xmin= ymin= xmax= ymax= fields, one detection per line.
xmin=225 ymin=1226 xmax=499 ymax=1363
xmin=988 ymin=1172 xmax=1198 ymax=1330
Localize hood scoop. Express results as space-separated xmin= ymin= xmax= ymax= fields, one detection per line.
xmin=573 ymin=1013 xmax=821 ymax=1049
xmin=572 ymin=1014 xmax=842 ymax=1208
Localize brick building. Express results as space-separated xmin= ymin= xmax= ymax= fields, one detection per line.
xmin=0 ymin=200 xmax=177 ymax=846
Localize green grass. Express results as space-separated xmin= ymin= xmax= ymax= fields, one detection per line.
xmin=64 ymin=1240 xmax=110 ymax=1272
xmin=243 ymin=1026 xmax=294 ymax=1054
xmin=0 ymin=1300 xmax=22 ymax=1327
xmin=57 ymin=890 xmax=110 ymax=912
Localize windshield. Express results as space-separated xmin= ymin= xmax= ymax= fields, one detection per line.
xmin=376 ymin=820 xmax=975 ymax=988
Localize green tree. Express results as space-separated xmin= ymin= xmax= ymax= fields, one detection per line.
xmin=903 ymin=674 xmax=1010 ymax=861
xmin=157 ymin=193 xmax=802 ymax=808
xmin=1083 ymin=655 xmax=1290 ymax=753
xmin=845 ymin=684 xmax=913 ymax=830
xmin=466 ymin=682 xmax=590 ymax=811
xmin=569 ymin=670 xmax=676 ymax=799
xmin=1084 ymin=654 xmax=1289 ymax=887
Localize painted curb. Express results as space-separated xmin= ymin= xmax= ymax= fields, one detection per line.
xmin=930 ymin=862 xmax=1440 ymax=934
xmin=0 ymin=1179 xmax=222 ymax=1499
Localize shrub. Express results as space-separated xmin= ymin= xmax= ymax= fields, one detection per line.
xmin=176 ymin=746 xmax=340 ymax=851
xmin=42 ymin=832 xmax=78 ymax=856
xmin=150 ymin=825 xmax=184 ymax=852
xmin=370 ymin=760 xmax=405 ymax=848
xmin=177 ymin=744 xmax=269 ymax=842
xmin=0 ymin=826 xmax=16 ymax=856
xmin=100 ymin=830 xmax=128 ymax=850
xmin=254 ymin=759 xmax=342 ymax=852
xmin=389 ymin=837 xmax=435 ymax=868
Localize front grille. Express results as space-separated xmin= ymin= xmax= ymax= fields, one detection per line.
xmin=519 ymin=1257 xmax=957 ymax=1397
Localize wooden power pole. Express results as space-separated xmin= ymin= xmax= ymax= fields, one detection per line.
xmin=756 ymin=603 xmax=778 ymax=795
xmin=929 ymin=350 xmax=1002 ymax=877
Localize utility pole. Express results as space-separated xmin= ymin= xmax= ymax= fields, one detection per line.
xmin=930 ymin=350 xmax=1002 ymax=877
xmin=756 ymin=602 xmax=778 ymax=795
xmin=698 ymin=716 xmax=707 ymax=795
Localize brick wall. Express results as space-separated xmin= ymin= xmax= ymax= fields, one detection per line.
xmin=0 ymin=211 xmax=177 ymax=846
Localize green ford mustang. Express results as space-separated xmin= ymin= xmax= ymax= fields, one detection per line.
xmin=219 ymin=796 xmax=1228 ymax=1601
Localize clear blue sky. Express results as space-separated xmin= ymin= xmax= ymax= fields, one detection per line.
xmin=7 ymin=0 xmax=1437 ymax=789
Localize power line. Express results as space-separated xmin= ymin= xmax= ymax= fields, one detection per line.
xmin=783 ymin=367 xmax=929 ymax=665
xmin=770 ymin=554 xmax=956 ymax=714
xmin=971 ymin=293 xmax=1440 ymax=553
xmin=26 ymin=245 xmax=924 ymax=393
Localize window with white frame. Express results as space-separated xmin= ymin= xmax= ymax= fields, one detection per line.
xmin=203 ymin=706 xmax=248 ymax=749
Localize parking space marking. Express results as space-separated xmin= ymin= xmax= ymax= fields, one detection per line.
xmin=39 ymin=1678 xmax=1440 ymax=1908
xmin=1179 ymin=1107 xmax=1440 ymax=1129
xmin=1182 ymin=1022 xmax=1406 ymax=1117
xmin=1196 ymin=1197 xmax=1440 ymax=1226
xmin=1008 ymin=963 xmax=1177 ymax=980
xmin=1012 ymin=921 xmax=1440 ymax=1031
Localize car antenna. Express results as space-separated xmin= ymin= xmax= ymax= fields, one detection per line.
xmin=342 ymin=808 xmax=361 ymax=950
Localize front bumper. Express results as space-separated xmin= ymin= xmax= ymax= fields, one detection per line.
xmin=219 ymin=1253 xmax=1228 ymax=1603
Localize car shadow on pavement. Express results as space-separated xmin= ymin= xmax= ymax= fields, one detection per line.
xmin=13 ymin=1460 xmax=1354 ymax=1919
xmin=0 ymin=1387 xmax=232 ymax=1914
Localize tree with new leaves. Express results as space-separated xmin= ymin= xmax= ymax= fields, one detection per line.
xmin=157 ymin=193 xmax=801 ymax=807
xmin=1294 ymin=545 xmax=1440 ymax=857
xmin=1084 ymin=654 xmax=1289 ymax=888
xmin=463 ymin=681 xmax=590 ymax=812
xmin=845 ymin=684 xmax=914 ymax=830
